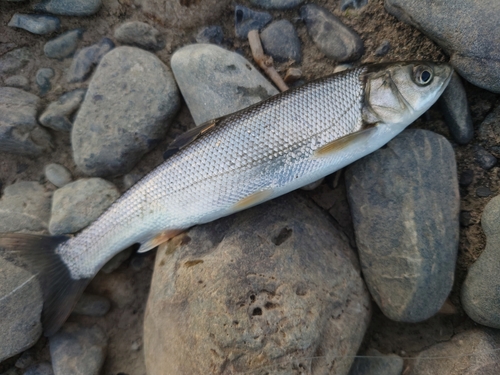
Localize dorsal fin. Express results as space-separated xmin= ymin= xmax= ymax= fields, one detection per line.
xmin=163 ymin=119 xmax=220 ymax=160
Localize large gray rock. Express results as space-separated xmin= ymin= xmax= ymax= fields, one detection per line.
xmin=0 ymin=257 xmax=43 ymax=362
xmin=385 ymin=0 xmax=500 ymax=93
xmin=0 ymin=87 xmax=51 ymax=156
xmin=345 ymin=130 xmax=459 ymax=322
xmin=0 ymin=181 xmax=52 ymax=233
xmin=407 ymin=329 xmax=500 ymax=375
xmin=72 ymin=46 xmax=180 ymax=176
xmin=171 ymin=44 xmax=278 ymax=125
xmin=49 ymin=178 xmax=120 ymax=235
xmin=461 ymin=195 xmax=500 ymax=328
xmin=144 ymin=193 xmax=371 ymax=375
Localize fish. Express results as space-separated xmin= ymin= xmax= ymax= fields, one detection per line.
xmin=0 ymin=61 xmax=453 ymax=336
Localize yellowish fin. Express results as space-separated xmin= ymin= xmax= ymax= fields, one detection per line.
xmin=137 ymin=229 xmax=185 ymax=253
xmin=233 ymin=189 xmax=273 ymax=211
xmin=313 ymin=126 xmax=378 ymax=158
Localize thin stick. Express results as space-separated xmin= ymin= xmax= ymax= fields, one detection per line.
xmin=247 ymin=29 xmax=289 ymax=92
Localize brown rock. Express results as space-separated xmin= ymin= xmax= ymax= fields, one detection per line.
xmin=144 ymin=193 xmax=371 ymax=375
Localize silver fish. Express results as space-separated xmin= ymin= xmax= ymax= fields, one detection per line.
xmin=0 ymin=61 xmax=453 ymax=335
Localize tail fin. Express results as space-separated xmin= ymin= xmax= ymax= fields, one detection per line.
xmin=0 ymin=234 xmax=91 ymax=336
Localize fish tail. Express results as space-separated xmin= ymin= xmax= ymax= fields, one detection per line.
xmin=0 ymin=233 xmax=91 ymax=337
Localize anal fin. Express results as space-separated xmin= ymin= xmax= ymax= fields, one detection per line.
xmin=137 ymin=229 xmax=185 ymax=253
xmin=313 ymin=126 xmax=378 ymax=158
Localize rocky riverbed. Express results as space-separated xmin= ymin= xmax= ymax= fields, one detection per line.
xmin=1 ymin=0 xmax=500 ymax=374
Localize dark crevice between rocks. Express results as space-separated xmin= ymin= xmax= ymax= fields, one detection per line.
xmin=273 ymin=227 xmax=292 ymax=246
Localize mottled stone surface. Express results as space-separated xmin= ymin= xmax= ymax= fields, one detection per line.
xmin=144 ymin=193 xmax=371 ymax=375
xmin=346 ymin=130 xmax=459 ymax=322
xmin=462 ymin=195 xmax=500 ymax=328
xmin=34 ymin=0 xmax=102 ymax=16
xmin=72 ymin=46 xmax=180 ymax=176
xmin=39 ymin=89 xmax=86 ymax=132
xmin=66 ymin=38 xmax=114 ymax=83
xmin=260 ymin=19 xmax=302 ymax=63
xmin=114 ymin=21 xmax=164 ymax=51
xmin=170 ymin=43 xmax=278 ymax=125
xmin=0 ymin=47 xmax=31 ymax=75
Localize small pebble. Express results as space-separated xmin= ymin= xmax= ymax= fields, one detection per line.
xmin=248 ymin=0 xmax=304 ymax=9
xmin=34 ymin=0 xmax=102 ymax=16
xmin=73 ymin=293 xmax=111 ymax=316
xmin=15 ymin=350 xmax=35 ymax=369
xmin=284 ymin=67 xmax=302 ymax=83
xmin=8 ymin=14 xmax=60 ymax=35
xmin=459 ymin=169 xmax=474 ymax=187
xmin=260 ymin=19 xmax=302 ymax=63
xmin=459 ymin=211 xmax=472 ymax=227
xmin=195 ymin=25 xmax=224 ymax=45
xmin=35 ymin=68 xmax=54 ymax=96
xmin=23 ymin=362 xmax=54 ymax=375
xmin=0 ymin=47 xmax=31 ymax=75
xmin=44 ymin=163 xmax=72 ymax=187
xmin=129 ymin=255 xmax=147 ymax=272
xmin=341 ymin=0 xmax=367 ymax=11
xmin=43 ymin=29 xmax=83 ymax=59
xmin=39 ymin=88 xmax=86 ymax=132
xmin=374 ymin=40 xmax=391 ymax=56
xmin=130 ymin=339 xmax=141 ymax=351
xmin=4 ymin=75 xmax=30 ymax=90
xmin=474 ymin=145 xmax=497 ymax=170
xmin=476 ymin=186 xmax=492 ymax=197
xmin=234 ymin=5 xmax=272 ymax=40
xmin=66 ymin=38 xmax=114 ymax=83
xmin=114 ymin=21 xmax=164 ymax=51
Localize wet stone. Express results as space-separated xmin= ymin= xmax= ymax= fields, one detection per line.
xmin=35 ymin=68 xmax=54 ymax=96
xmin=66 ymin=38 xmax=114 ymax=83
xmin=474 ymin=145 xmax=497 ymax=170
xmin=459 ymin=169 xmax=474 ymax=187
xmin=23 ymin=362 xmax=54 ymax=375
xmin=34 ymin=0 xmax=102 ymax=16
xmin=171 ymin=43 xmax=278 ymax=125
xmin=0 ymin=47 xmax=31 ymax=75
xmin=44 ymin=163 xmax=72 ymax=187
xmin=345 ymin=130 xmax=460 ymax=323
xmin=260 ymin=20 xmax=302 ymax=63
xmin=49 ymin=178 xmax=120 ymax=235
xmin=73 ymin=293 xmax=111 ymax=317
xmin=476 ymin=186 xmax=492 ymax=197
xmin=195 ymin=25 xmax=224 ymax=45
xmin=234 ymin=5 xmax=272 ymax=40
xmin=114 ymin=21 xmax=164 ymax=51
xmin=300 ymin=3 xmax=364 ymax=62
xmin=348 ymin=348 xmax=403 ymax=375
xmin=43 ymin=29 xmax=83 ymax=59
xmin=8 ymin=14 xmax=60 ymax=35
xmin=248 ymin=0 xmax=304 ymax=9
xmin=50 ymin=323 xmax=107 ymax=375
xmin=439 ymin=72 xmax=473 ymax=145
xmin=39 ymin=88 xmax=86 ymax=132
xmin=4 ymin=75 xmax=29 ymax=90
xmin=374 ymin=40 xmax=391 ymax=56
xmin=341 ymin=0 xmax=367 ymax=11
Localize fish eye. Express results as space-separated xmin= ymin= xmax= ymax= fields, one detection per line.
xmin=413 ymin=65 xmax=434 ymax=86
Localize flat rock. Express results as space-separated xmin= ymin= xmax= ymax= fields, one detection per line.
xmin=0 ymin=181 xmax=51 ymax=233
xmin=0 ymin=257 xmax=43 ymax=362
xmin=234 ymin=4 xmax=272 ymax=39
xmin=44 ymin=163 xmax=72 ymax=187
xmin=462 ymin=195 xmax=500 ymax=328
xmin=66 ymin=38 xmax=114 ymax=83
xmin=260 ymin=19 xmax=302 ymax=63
xmin=144 ymin=193 xmax=371 ymax=375
xmin=0 ymin=87 xmax=51 ymax=156
xmin=34 ymin=0 xmax=102 ymax=16
xmin=171 ymin=43 xmax=278 ymax=125
xmin=43 ymin=29 xmax=83 ymax=59
xmin=438 ymin=71 xmax=473 ymax=144
xmin=49 ymin=178 xmax=120 ymax=235
xmin=407 ymin=329 xmax=500 ymax=374
xmin=8 ymin=14 xmax=60 ymax=35
xmin=50 ymin=323 xmax=107 ymax=375
xmin=4 ymin=75 xmax=30 ymax=90
xmin=385 ymin=0 xmax=500 ymax=93
xmin=345 ymin=129 xmax=460 ymax=322
xmin=114 ymin=21 xmax=164 ymax=51
xmin=72 ymin=46 xmax=180 ymax=176
xmin=73 ymin=293 xmax=111 ymax=317
xmin=348 ymin=349 xmax=403 ymax=375
xmin=300 ymin=4 xmax=364 ymax=62
xmin=0 ymin=47 xmax=31 ymax=75
xmin=39 ymin=89 xmax=86 ymax=132
xmin=248 ymin=0 xmax=304 ymax=9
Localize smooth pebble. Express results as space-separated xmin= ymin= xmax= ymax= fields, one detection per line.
xmin=34 ymin=0 xmax=102 ymax=16
xmin=476 ymin=186 xmax=492 ymax=197
xmin=474 ymin=145 xmax=497 ymax=170
xmin=260 ymin=19 xmax=302 ymax=63
xmin=44 ymin=163 xmax=72 ymax=187
xmin=374 ymin=40 xmax=391 ymax=56
xmin=43 ymin=29 xmax=83 ymax=59
xmin=0 ymin=47 xmax=31 ymax=75
xmin=35 ymin=68 xmax=54 ymax=96
xmin=39 ymin=89 xmax=86 ymax=132
xmin=114 ymin=21 xmax=164 ymax=51
xmin=8 ymin=14 xmax=60 ymax=35
xmin=66 ymin=38 xmax=114 ymax=83
xmin=4 ymin=75 xmax=30 ymax=90
xmin=234 ymin=4 xmax=272 ymax=39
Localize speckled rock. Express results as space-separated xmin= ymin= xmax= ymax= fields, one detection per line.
xmin=49 ymin=178 xmax=120 ymax=235
xmin=4 ymin=75 xmax=30 ymax=90
xmin=8 ymin=14 xmax=60 ymax=35
xmin=385 ymin=0 xmax=500 ymax=93
xmin=39 ymin=89 xmax=86 ymax=132
xmin=23 ymin=362 xmax=54 ymax=375
xmin=34 ymin=0 xmax=102 ymax=16
xmin=345 ymin=130 xmax=459 ymax=322
xmin=234 ymin=5 xmax=272 ymax=39
xmin=462 ymin=195 xmax=500 ymax=328
xmin=44 ymin=163 xmax=72 ymax=187
xmin=43 ymin=29 xmax=83 ymax=59
xmin=35 ymin=68 xmax=54 ymax=96
xmin=73 ymin=293 xmax=111 ymax=317
xmin=144 ymin=193 xmax=371 ymax=375
xmin=114 ymin=21 xmax=164 ymax=51
xmin=0 ymin=257 xmax=43 ymax=362
xmin=0 ymin=47 xmax=31 ymax=75
xmin=407 ymin=329 xmax=500 ymax=375
xmin=66 ymin=38 xmax=114 ymax=83
xmin=171 ymin=44 xmax=278 ymax=125
xmin=474 ymin=145 xmax=497 ymax=170
xmin=0 ymin=181 xmax=51 ymax=233
xmin=72 ymin=46 xmax=180 ymax=176
xmin=260 ymin=19 xmax=302 ymax=63
xmin=348 ymin=349 xmax=403 ymax=375
xmin=49 ymin=323 xmax=107 ymax=375
xmin=300 ymin=4 xmax=364 ymax=62
xmin=248 ymin=0 xmax=304 ymax=9
xmin=439 ymin=71 xmax=473 ymax=144
xmin=195 ymin=25 xmax=224 ymax=45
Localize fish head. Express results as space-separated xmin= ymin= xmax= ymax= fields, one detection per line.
xmin=362 ymin=61 xmax=453 ymax=127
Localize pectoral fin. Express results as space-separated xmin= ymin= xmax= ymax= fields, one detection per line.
xmin=137 ymin=229 xmax=185 ymax=253
xmin=313 ymin=126 xmax=378 ymax=158
xmin=232 ymin=189 xmax=273 ymax=211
